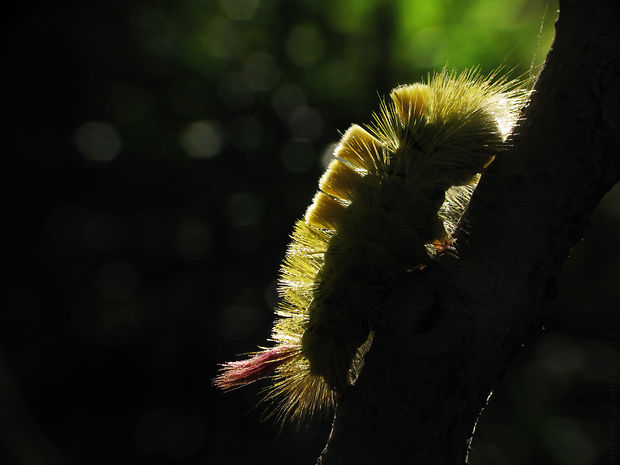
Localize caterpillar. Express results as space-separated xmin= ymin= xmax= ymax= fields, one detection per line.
xmin=214 ymin=69 xmax=530 ymax=425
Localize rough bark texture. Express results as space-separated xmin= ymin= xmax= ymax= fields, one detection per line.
xmin=317 ymin=0 xmax=620 ymax=464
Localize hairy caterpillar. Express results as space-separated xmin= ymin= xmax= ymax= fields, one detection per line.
xmin=214 ymin=69 xmax=530 ymax=425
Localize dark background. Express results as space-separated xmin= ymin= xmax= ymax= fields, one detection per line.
xmin=5 ymin=1 xmax=618 ymax=464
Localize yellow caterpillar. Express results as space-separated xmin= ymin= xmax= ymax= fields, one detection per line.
xmin=214 ymin=69 xmax=530 ymax=425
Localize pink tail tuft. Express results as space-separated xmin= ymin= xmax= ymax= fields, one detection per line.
xmin=213 ymin=345 xmax=299 ymax=391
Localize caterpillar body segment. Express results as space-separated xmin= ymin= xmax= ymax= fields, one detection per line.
xmin=333 ymin=124 xmax=384 ymax=172
xmin=319 ymin=158 xmax=364 ymax=202
xmin=390 ymin=83 xmax=431 ymax=124
xmin=214 ymin=69 xmax=530 ymax=425
xmin=305 ymin=191 xmax=347 ymax=230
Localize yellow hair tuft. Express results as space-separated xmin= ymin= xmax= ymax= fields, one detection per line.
xmin=318 ymin=158 xmax=364 ymax=202
xmin=334 ymin=124 xmax=383 ymax=171
xmin=390 ymin=83 xmax=430 ymax=125
xmin=304 ymin=192 xmax=347 ymax=230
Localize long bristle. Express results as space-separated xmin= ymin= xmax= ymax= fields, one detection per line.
xmin=262 ymin=353 xmax=335 ymax=425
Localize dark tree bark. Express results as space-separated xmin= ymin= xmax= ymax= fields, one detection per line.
xmin=317 ymin=0 xmax=620 ymax=464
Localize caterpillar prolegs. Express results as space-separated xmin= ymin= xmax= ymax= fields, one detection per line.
xmin=214 ymin=69 xmax=530 ymax=424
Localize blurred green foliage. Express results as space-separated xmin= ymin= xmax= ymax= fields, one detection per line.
xmin=6 ymin=1 xmax=618 ymax=465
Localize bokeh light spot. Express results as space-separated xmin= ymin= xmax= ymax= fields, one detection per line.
xmin=74 ymin=122 xmax=122 ymax=162
xmin=129 ymin=5 xmax=174 ymax=57
xmin=271 ymin=84 xmax=307 ymax=120
xmin=180 ymin=121 xmax=224 ymax=159
xmin=320 ymin=141 xmax=338 ymax=168
xmin=264 ymin=279 xmax=278 ymax=309
xmin=286 ymin=24 xmax=325 ymax=67
xmin=201 ymin=17 xmax=243 ymax=59
xmin=218 ymin=0 xmax=261 ymax=22
xmin=325 ymin=60 xmax=353 ymax=88
xmin=537 ymin=334 xmax=584 ymax=375
xmin=287 ymin=106 xmax=323 ymax=140
xmin=542 ymin=417 xmax=597 ymax=465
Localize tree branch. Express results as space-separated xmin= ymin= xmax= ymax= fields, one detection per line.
xmin=317 ymin=0 xmax=620 ymax=463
